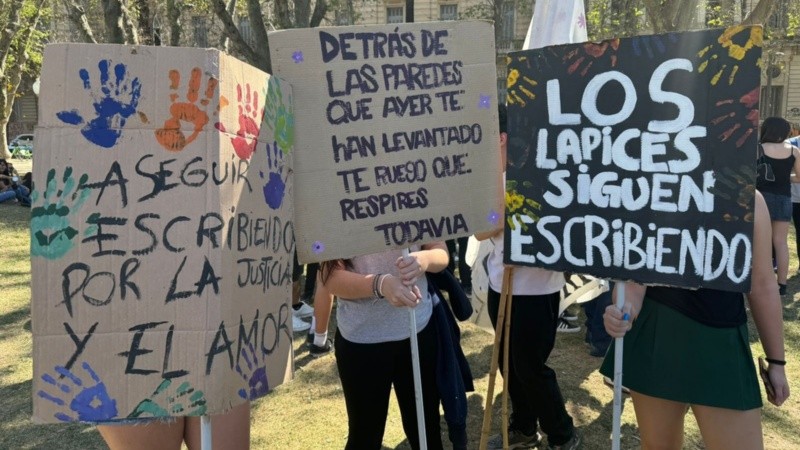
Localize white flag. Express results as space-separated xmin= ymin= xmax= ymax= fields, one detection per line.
xmin=523 ymin=0 xmax=588 ymax=49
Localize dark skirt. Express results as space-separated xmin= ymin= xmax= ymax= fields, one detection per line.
xmin=600 ymin=299 xmax=762 ymax=410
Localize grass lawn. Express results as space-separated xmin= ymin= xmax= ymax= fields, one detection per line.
xmin=2 ymin=156 xmax=799 ymax=448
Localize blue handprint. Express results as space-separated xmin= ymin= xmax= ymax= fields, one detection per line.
xmin=30 ymin=167 xmax=91 ymax=260
xmin=261 ymin=140 xmax=288 ymax=210
xmin=57 ymin=60 xmax=142 ymax=148
xmin=37 ymin=362 xmax=118 ymax=422
xmin=128 ymin=379 xmax=207 ymax=418
xmin=236 ymin=343 xmax=270 ymax=401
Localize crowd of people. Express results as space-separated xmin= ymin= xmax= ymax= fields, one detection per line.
xmin=85 ymin=108 xmax=791 ymax=450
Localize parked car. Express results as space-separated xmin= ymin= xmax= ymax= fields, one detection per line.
xmin=8 ymin=133 xmax=33 ymax=159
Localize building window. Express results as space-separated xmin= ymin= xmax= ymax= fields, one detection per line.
xmin=239 ymin=18 xmax=258 ymax=48
xmin=500 ymin=3 xmax=515 ymax=41
xmin=497 ymin=77 xmax=507 ymax=105
xmin=387 ymin=6 xmax=404 ymax=24
xmin=192 ymin=16 xmax=208 ymax=48
xmin=335 ymin=10 xmax=352 ymax=26
xmin=761 ymin=85 xmax=784 ymax=119
xmin=440 ymin=4 xmax=458 ymax=21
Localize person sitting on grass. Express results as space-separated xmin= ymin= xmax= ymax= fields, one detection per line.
xmin=0 ymin=158 xmax=31 ymax=206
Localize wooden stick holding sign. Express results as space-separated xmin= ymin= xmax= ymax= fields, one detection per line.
xmin=612 ymin=282 xmax=627 ymax=450
xmin=403 ymin=248 xmax=428 ymax=450
xmin=478 ymin=267 xmax=514 ymax=450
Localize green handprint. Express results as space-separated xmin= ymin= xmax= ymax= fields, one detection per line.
xmin=30 ymin=167 xmax=91 ymax=260
xmin=128 ymin=379 xmax=207 ymax=418
xmin=263 ymin=77 xmax=294 ymax=154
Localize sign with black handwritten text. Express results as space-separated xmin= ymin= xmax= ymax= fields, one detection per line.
xmin=269 ymin=21 xmax=504 ymax=263
xmin=504 ymin=27 xmax=762 ymax=292
xmin=32 ymin=44 xmax=294 ymax=423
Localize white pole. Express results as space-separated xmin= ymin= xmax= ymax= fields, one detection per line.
xmin=404 ymin=248 xmax=428 ymax=450
xmin=201 ymin=416 xmax=213 ymax=450
xmin=612 ymin=281 xmax=626 ymax=450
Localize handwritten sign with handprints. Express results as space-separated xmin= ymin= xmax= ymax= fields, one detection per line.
xmin=32 ymin=44 xmax=294 ymax=423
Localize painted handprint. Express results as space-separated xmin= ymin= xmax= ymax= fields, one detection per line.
xmin=710 ymin=87 xmax=759 ymax=148
xmin=128 ymin=379 xmax=207 ymax=418
xmin=56 ymin=60 xmax=141 ymax=148
xmin=30 ymin=167 xmax=91 ymax=260
xmin=37 ymin=362 xmax=118 ymax=422
xmin=563 ymin=39 xmax=620 ymax=76
xmin=236 ymin=343 xmax=270 ymax=401
xmin=709 ymin=165 xmax=756 ymax=222
xmin=697 ymin=25 xmax=762 ymax=86
xmin=506 ymin=64 xmax=539 ymax=107
xmin=215 ymin=83 xmax=264 ymax=160
xmin=263 ymin=77 xmax=295 ymax=154
xmin=505 ymin=180 xmax=541 ymax=232
xmin=262 ymin=140 xmax=289 ymax=210
xmin=155 ymin=67 xmax=220 ymax=152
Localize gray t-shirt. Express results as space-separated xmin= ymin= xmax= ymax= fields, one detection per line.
xmin=336 ymin=248 xmax=434 ymax=344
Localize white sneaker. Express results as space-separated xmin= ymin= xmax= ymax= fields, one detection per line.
xmin=292 ymin=301 xmax=314 ymax=319
xmin=293 ymin=315 xmax=311 ymax=333
xmin=556 ymin=318 xmax=581 ymax=333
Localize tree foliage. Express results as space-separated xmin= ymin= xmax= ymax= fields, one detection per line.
xmin=0 ymin=0 xmax=48 ymax=158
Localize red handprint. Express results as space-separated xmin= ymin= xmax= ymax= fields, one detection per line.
xmin=563 ymin=39 xmax=620 ymax=77
xmin=155 ymin=68 xmax=219 ymax=152
xmin=215 ymin=83 xmax=264 ymax=160
xmin=710 ymin=87 xmax=759 ymax=148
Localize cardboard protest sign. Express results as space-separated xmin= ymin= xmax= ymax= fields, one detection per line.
xmin=269 ymin=21 xmax=504 ymax=263
xmin=32 ymin=44 xmax=294 ymax=423
xmin=504 ymin=27 xmax=762 ymax=292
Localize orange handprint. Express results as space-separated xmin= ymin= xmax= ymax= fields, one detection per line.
xmin=215 ymin=83 xmax=264 ymax=160
xmin=155 ymin=68 xmax=219 ymax=152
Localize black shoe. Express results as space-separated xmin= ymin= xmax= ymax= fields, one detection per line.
xmin=308 ymin=339 xmax=333 ymax=357
xmin=487 ymin=429 xmax=542 ymax=449
xmin=779 ymin=284 xmax=787 ymax=295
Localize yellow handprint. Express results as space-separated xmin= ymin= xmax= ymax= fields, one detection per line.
xmin=697 ymin=26 xmax=762 ymax=86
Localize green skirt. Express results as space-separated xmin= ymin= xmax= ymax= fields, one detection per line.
xmin=600 ymin=299 xmax=762 ymax=410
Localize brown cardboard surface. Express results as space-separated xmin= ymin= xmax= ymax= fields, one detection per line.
xmin=269 ymin=21 xmax=504 ymax=263
xmin=32 ymin=44 xmax=294 ymax=423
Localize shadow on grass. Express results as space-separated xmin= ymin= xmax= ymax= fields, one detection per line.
xmin=0 ymin=379 xmax=106 ymax=450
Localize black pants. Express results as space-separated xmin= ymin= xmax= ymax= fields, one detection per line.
xmin=335 ymin=322 xmax=443 ymax=450
xmin=488 ymin=288 xmax=574 ymax=446
xmin=793 ymin=202 xmax=800 ymax=259
xmin=446 ymin=237 xmax=472 ymax=289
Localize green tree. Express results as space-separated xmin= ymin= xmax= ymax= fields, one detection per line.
xmin=0 ymin=0 xmax=48 ymax=159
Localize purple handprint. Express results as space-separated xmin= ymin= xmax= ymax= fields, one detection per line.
xmin=261 ymin=140 xmax=288 ymax=210
xmin=236 ymin=343 xmax=269 ymax=401
xmin=57 ymin=60 xmax=142 ymax=148
xmin=37 ymin=362 xmax=118 ymax=422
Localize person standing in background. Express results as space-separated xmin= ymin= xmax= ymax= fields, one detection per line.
xmin=787 ymin=124 xmax=800 ymax=269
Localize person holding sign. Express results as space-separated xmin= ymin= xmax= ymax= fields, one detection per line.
xmin=476 ymin=105 xmax=580 ymax=450
xmin=601 ymin=191 xmax=790 ymax=450
xmin=756 ymin=117 xmax=800 ymax=295
xmin=320 ymin=243 xmax=449 ymax=450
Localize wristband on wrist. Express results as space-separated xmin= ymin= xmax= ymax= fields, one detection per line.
xmin=378 ymin=274 xmax=388 ymax=298
xmin=372 ymin=273 xmax=382 ymax=298
xmin=765 ymin=357 xmax=787 ymax=366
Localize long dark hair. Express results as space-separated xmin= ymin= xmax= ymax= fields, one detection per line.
xmin=760 ymin=117 xmax=791 ymax=144
xmin=320 ymin=259 xmax=353 ymax=285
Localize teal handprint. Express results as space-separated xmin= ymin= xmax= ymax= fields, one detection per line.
xmin=31 ymin=167 xmax=91 ymax=260
xmin=127 ymin=379 xmax=207 ymax=418
xmin=263 ymin=77 xmax=294 ymax=154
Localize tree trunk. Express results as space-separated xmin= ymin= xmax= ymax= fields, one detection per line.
xmin=61 ymin=0 xmax=99 ymax=43
xmin=102 ymin=0 xmax=128 ymax=43
xmin=135 ymin=0 xmax=154 ymax=45
xmin=166 ymin=0 xmax=181 ymax=46
xmin=119 ymin=0 xmax=140 ymax=44
xmin=742 ymin=0 xmax=777 ymax=26
xmin=219 ymin=0 xmax=237 ymax=51
xmin=245 ymin=0 xmax=272 ymax=71
xmin=309 ymin=0 xmax=328 ymax=28
xmin=210 ymin=0 xmax=266 ymax=71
